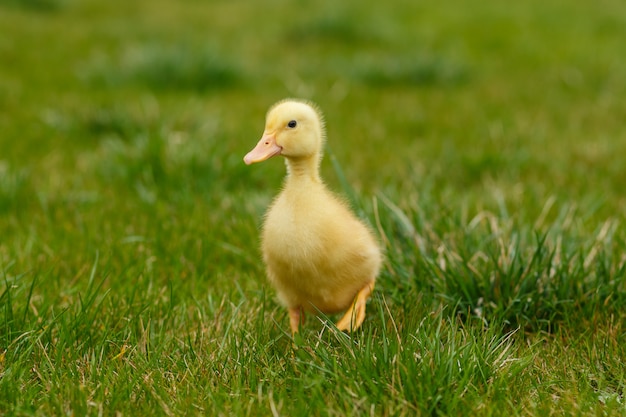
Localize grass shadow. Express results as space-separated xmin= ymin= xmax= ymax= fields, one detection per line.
xmin=356 ymin=54 xmax=470 ymax=88
xmin=0 ymin=0 xmax=65 ymax=12
xmin=86 ymin=43 xmax=246 ymax=92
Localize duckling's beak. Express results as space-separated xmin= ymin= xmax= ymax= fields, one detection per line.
xmin=244 ymin=133 xmax=282 ymax=165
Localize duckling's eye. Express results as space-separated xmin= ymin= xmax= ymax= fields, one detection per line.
xmin=287 ymin=120 xmax=297 ymax=128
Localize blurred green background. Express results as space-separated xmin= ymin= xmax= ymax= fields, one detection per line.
xmin=1 ymin=0 xmax=624 ymax=279
xmin=1 ymin=0 xmax=626 ymax=414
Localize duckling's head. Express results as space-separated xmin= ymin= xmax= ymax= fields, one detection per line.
xmin=244 ymin=99 xmax=325 ymax=165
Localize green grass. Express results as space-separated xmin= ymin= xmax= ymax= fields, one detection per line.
xmin=1 ymin=0 xmax=626 ymax=415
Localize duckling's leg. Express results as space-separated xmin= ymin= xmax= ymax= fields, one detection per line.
xmin=288 ymin=306 xmax=305 ymax=333
xmin=335 ymin=282 xmax=374 ymax=332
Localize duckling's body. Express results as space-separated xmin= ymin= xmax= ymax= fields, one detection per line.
xmin=244 ymin=99 xmax=381 ymax=333
xmin=263 ymin=176 xmax=380 ymax=315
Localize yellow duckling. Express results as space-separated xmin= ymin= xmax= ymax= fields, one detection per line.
xmin=244 ymin=99 xmax=382 ymax=333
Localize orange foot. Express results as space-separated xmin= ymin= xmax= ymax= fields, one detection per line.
xmin=288 ymin=306 xmax=305 ymax=334
xmin=335 ymin=282 xmax=374 ymax=332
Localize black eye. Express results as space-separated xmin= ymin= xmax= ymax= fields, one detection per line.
xmin=287 ymin=120 xmax=297 ymax=128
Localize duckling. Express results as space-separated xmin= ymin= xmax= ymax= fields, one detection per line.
xmin=244 ymin=99 xmax=382 ymax=333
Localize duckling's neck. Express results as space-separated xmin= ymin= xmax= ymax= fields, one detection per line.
xmin=284 ymin=157 xmax=321 ymax=184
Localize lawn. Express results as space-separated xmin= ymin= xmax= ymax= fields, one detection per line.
xmin=1 ymin=0 xmax=625 ymax=415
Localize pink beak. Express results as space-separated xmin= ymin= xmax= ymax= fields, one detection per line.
xmin=244 ymin=133 xmax=282 ymax=165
